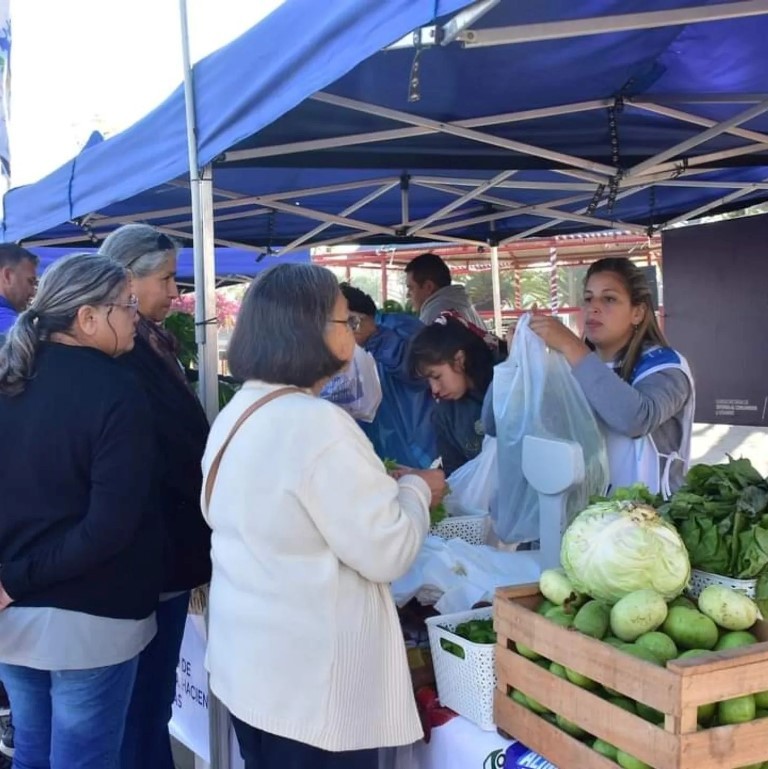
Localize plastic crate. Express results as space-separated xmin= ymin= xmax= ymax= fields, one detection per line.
xmin=688 ymin=568 xmax=757 ymax=599
xmin=430 ymin=514 xmax=489 ymax=545
xmin=425 ymin=606 xmax=496 ymax=730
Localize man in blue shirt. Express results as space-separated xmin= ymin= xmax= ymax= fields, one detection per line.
xmin=0 ymin=244 xmax=38 ymax=340
xmin=0 ymin=244 xmax=37 ymax=764
xmin=340 ymin=283 xmax=437 ymax=469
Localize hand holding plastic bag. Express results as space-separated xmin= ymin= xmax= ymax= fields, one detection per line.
xmin=492 ymin=314 xmax=608 ymax=544
xmin=320 ymin=345 xmax=382 ymax=422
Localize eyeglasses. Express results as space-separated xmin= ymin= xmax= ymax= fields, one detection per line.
xmin=106 ymin=294 xmax=139 ymax=315
xmin=329 ymin=315 xmax=361 ymax=332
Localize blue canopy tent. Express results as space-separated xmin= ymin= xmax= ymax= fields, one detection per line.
xmin=4 ymin=0 xmax=768 ymax=414
xmin=28 ymin=247 xmax=310 ymax=288
xmin=3 ymin=0 xmax=768 ymax=251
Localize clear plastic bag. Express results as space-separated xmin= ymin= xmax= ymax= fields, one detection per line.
xmin=492 ymin=314 xmax=608 ymax=544
xmin=445 ymin=436 xmax=498 ymax=517
xmin=320 ymin=345 xmax=382 ymax=422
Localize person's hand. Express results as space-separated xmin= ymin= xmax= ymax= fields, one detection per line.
xmin=528 ymin=315 xmax=589 ymax=366
xmin=398 ymin=468 xmax=446 ymax=509
xmin=0 ymin=582 xmax=14 ymax=612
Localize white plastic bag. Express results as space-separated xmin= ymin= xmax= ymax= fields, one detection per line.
xmin=320 ymin=344 xmax=382 ymax=422
xmin=492 ymin=314 xmax=608 ymax=544
xmin=444 ymin=436 xmax=498 ymax=517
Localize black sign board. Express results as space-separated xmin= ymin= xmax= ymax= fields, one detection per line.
xmin=662 ymin=214 xmax=768 ymax=426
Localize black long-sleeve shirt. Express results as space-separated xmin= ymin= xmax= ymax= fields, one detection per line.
xmin=434 ymin=388 xmax=487 ymax=477
xmin=0 ymin=343 xmax=161 ymax=620
xmin=118 ymin=333 xmax=211 ymax=592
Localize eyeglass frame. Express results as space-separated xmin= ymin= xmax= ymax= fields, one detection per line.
xmin=105 ymin=294 xmax=140 ymax=315
xmin=328 ymin=315 xmax=361 ymax=332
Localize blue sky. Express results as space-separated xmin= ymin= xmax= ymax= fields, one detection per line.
xmin=10 ymin=0 xmax=283 ymax=186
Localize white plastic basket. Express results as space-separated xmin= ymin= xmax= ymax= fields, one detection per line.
xmin=430 ymin=514 xmax=489 ymax=545
xmin=688 ymin=569 xmax=757 ymax=599
xmin=425 ymin=606 xmax=496 ymax=730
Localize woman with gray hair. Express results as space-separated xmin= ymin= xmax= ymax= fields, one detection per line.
xmin=202 ymin=263 xmax=444 ymax=769
xmin=99 ymin=224 xmax=211 ymax=769
xmin=0 ymin=253 xmax=160 ymax=769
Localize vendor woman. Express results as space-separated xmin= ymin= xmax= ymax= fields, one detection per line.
xmin=485 ymin=257 xmax=694 ymax=497
xmin=408 ymin=314 xmax=496 ymax=476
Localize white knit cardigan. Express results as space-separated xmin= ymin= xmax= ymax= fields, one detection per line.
xmin=201 ymin=381 xmax=431 ymax=751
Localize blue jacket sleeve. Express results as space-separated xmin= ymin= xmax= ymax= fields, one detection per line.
xmin=481 ymin=382 xmax=497 ymax=437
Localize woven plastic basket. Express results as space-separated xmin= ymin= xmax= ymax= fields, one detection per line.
xmin=425 ymin=606 xmax=496 ymax=730
xmin=430 ymin=514 xmax=489 ymax=545
xmin=688 ymin=569 xmax=757 ymax=600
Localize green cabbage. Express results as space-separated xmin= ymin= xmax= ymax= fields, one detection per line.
xmin=561 ymin=501 xmax=690 ymax=604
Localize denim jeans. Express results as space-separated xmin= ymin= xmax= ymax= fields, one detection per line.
xmin=120 ymin=591 xmax=190 ymax=769
xmin=232 ymin=716 xmax=379 ymax=769
xmin=0 ymin=657 xmax=138 ymax=769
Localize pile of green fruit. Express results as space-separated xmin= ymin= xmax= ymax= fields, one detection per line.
xmin=439 ymin=618 xmax=496 ymax=659
xmin=507 ymin=569 xmax=768 ymax=769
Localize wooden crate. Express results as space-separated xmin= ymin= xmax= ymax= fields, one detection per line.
xmin=493 ymin=584 xmax=768 ymax=769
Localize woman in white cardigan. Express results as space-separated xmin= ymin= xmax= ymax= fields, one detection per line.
xmin=201 ymin=264 xmax=445 ymax=769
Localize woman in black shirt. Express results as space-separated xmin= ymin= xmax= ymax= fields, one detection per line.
xmin=99 ymin=224 xmax=211 ymax=769
xmin=0 ymin=253 xmax=159 ymax=769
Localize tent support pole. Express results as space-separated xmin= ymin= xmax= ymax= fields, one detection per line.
xmin=490 ymin=243 xmax=503 ymax=337
xmin=179 ymin=2 xmax=226 ymax=769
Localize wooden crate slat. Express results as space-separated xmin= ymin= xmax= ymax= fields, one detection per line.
xmin=496 ymin=584 xmax=540 ymax=601
xmin=678 ymin=718 xmax=768 ymax=769
xmin=494 ymin=690 xmax=624 ymax=769
xmin=496 ymin=645 xmax=680 ymax=769
xmin=494 ymin=601 xmax=680 ymax=714
xmin=668 ymin=643 xmax=768 ymax=676
xmin=676 ymin=658 xmax=768 ymax=705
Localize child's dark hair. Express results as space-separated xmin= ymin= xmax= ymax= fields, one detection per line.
xmin=408 ymin=317 xmax=495 ymax=395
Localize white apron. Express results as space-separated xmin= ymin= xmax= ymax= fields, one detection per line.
xmin=603 ymin=347 xmax=695 ymax=499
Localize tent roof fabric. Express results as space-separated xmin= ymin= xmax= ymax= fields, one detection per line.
xmin=28 ymin=247 xmax=311 ymax=286
xmin=4 ymin=0 xmax=768 ymax=249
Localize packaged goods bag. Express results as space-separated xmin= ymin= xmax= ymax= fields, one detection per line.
xmin=445 ymin=436 xmax=498 ymax=517
xmin=492 ymin=314 xmax=608 ymax=544
xmin=320 ymin=344 xmax=382 ymax=422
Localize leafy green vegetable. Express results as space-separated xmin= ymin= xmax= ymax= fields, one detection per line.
xmin=561 ymin=500 xmax=690 ymax=603
xmin=660 ymin=458 xmax=768 ymax=579
xmin=591 ymin=484 xmax=661 ymax=507
xmin=383 ymin=458 xmax=399 ymax=472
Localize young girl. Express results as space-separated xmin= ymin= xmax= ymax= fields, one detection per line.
xmin=526 ymin=257 xmax=694 ymax=496
xmin=408 ymin=314 xmax=496 ymax=476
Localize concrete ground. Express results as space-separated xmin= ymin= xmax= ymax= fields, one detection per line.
xmin=690 ymin=422 xmax=768 ymax=474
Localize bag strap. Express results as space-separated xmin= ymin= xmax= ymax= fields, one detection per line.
xmin=204 ymin=386 xmax=303 ymax=509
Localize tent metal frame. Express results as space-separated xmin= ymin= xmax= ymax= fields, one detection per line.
xmin=386 ymin=0 xmax=768 ymax=49
xmin=46 ymin=88 xmax=765 ymax=259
